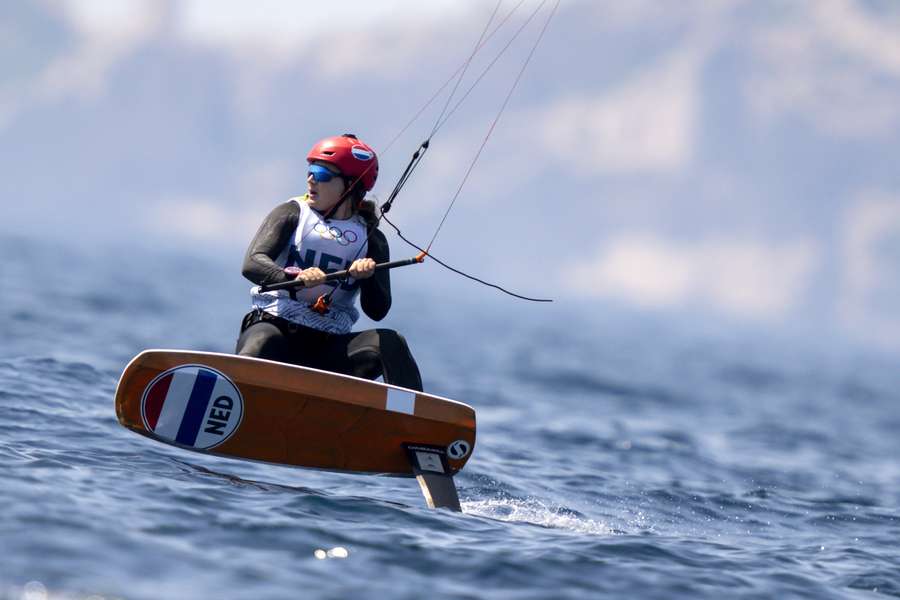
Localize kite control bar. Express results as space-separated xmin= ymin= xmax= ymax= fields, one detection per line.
xmin=257 ymin=252 xmax=427 ymax=293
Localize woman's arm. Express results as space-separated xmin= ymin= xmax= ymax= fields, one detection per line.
xmin=241 ymin=201 xmax=300 ymax=286
xmin=360 ymin=228 xmax=392 ymax=321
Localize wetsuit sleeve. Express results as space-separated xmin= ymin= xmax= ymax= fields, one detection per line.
xmin=241 ymin=201 xmax=300 ymax=286
xmin=361 ymin=228 xmax=392 ymax=321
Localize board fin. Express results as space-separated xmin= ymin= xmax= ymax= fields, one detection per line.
xmin=403 ymin=443 xmax=462 ymax=512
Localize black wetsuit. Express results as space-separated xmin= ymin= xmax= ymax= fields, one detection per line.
xmin=235 ymin=201 xmax=423 ymax=391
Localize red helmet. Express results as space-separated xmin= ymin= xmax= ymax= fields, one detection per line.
xmin=307 ymin=133 xmax=379 ymax=191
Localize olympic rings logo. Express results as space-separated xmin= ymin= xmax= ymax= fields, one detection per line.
xmin=314 ymin=223 xmax=359 ymax=246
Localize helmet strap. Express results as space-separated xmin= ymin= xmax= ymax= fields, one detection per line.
xmin=322 ymin=193 xmax=351 ymax=221
xmin=322 ymin=178 xmax=365 ymax=221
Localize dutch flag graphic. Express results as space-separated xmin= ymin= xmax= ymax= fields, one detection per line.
xmin=350 ymin=145 xmax=374 ymax=161
xmin=141 ymin=365 xmax=243 ymax=450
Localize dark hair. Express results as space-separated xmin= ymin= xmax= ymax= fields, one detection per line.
xmin=345 ymin=178 xmax=378 ymax=231
xmin=357 ymin=199 xmax=378 ymax=231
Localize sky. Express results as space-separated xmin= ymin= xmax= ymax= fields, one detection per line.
xmin=3 ymin=0 xmax=900 ymax=352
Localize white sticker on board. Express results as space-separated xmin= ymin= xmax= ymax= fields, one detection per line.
xmin=415 ymin=451 xmax=445 ymax=473
xmin=386 ymin=388 xmax=416 ymax=415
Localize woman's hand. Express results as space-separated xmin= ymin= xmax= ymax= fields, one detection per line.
xmin=293 ymin=267 xmax=327 ymax=287
xmin=348 ymin=258 xmax=376 ymax=279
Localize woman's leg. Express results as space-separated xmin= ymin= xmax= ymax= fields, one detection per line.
xmin=343 ymin=329 xmax=423 ymax=391
xmin=236 ymin=315 xmax=423 ymax=391
xmin=235 ymin=321 xmax=290 ymax=362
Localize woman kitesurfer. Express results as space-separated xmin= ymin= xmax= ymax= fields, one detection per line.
xmin=235 ymin=134 xmax=423 ymax=391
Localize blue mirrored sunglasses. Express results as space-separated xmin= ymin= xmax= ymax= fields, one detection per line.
xmin=308 ymin=164 xmax=340 ymax=183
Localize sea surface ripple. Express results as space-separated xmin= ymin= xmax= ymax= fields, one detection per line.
xmin=1 ymin=234 xmax=898 ymax=599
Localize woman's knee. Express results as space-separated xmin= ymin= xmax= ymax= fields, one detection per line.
xmin=342 ymin=328 xmax=421 ymax=389
xmin=375 ymin=329 xmax=422 ymax=391
xmin=350 ymin=349 xmax=382 ymax=380
xmin=375 ymin=329 xmax=412 ymax=354
xmin=236 ymin=322 xmax=288 ymax=361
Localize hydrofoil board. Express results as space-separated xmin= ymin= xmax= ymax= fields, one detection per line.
xmin=115 ymin=350 xmax=476 ymax=509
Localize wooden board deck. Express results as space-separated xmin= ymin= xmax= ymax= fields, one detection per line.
xmin=115 ymin=350 xmax=476 ymax=476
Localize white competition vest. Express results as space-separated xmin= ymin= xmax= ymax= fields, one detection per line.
xmin=250 ymin=197 xmax=369 ymax=334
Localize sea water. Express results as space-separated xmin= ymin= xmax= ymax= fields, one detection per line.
xmin=1 ymin=234 xmax=898 ymax=599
